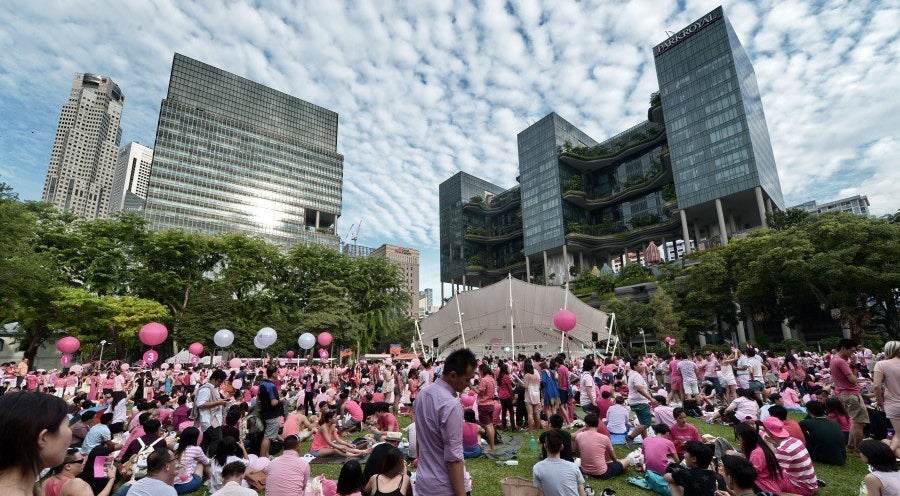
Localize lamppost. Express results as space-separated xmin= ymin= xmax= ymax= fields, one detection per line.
xmin=99 ymin=340 xmax=107 ymax=369
xmin=639 ymin=328 xmax=647 ymax=355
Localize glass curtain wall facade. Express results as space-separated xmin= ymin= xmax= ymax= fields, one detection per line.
xmin=143 ymin=54 xmax=343 ymax=248
xmin=517 ymin=113 xmax=597 ymax=256
xmin=653 ymin=6 xmax=784 ymax=210
xmin=439 ymin=172 xmax=507 ymax=284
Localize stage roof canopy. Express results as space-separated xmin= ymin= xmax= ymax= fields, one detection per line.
xmin=420 ymin=277 xmax=610 ymax=358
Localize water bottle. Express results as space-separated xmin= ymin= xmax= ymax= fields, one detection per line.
xmin=530 ymin=435 xmax=537 ymax=452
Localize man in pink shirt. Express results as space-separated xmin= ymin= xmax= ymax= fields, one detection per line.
xmin=830 ymin=338 xmax=868 ymax=449
xmin=266 ymin=435 xmax=310 ymax=496
xmin=574 ymin=413 xmax=629 ymax=479
xmin=642 ymin=423 xmax=678 ymax=474
xmin=477 ymin=363 xmax=497 ymax=452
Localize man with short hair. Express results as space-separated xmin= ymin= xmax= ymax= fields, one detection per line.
xmin=533 ymin=430 xmax=586 ymax=496
xmin=266 ymin=435 xmax=310 ymax=496
xmin=626 ymin=357 xmax=658 ymax=445
xmin=70 ymin=410 xmax=95 ymax=448
xmin=540 ymin=414 xmax=574 ymax=462
xmin=413 ymin=348 xmax=477 ymax=496
xmin=799 ymin=400 xmax=846 ymax=465
xmin=573 ymin=413 xmax=628 ymax=479
xmin=198 ymin=369 xmax=228 ymax=456
xmin=258 ymin=365 xmax=284 ymax=458
xmin=81 ymin=412 xmax=121 ymax=455
xmin=759 ymin=393 xmax=783 ymax=421
xmin=211 ymin=461 xmax=257 ymax=496
xmin=830 ymin=337 xmax=869 ymax=449
xmin=120 ymin=418 xmax=167 ymax=462
xmin=125 ymin=448 xmax=178 ymax=496
xmin=663 ymin=441 xmax=725 ymax=496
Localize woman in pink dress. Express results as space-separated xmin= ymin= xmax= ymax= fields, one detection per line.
xmin=667 ymin=355 xmax=684 ymax=406
xmin=88 ymin=372 xmax=99 ymax=401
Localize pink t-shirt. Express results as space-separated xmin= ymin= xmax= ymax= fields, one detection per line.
xmin=828 ymin=413 xmax=851 ymax=433
xmin=781 ymin=387 xmax=801 ymax=407
xmin=477 ymin=375 xmax=496 ymax=406
xmin=642 ymin=436 xmax=677 ymax=475
xmin=462 ymin=422 xmax=480 ymax=449
xmin=575 ymin=430 xmax=614 ymax=476
xmin=750 ymin=446 xmax=781 ymax=494
xmin=345 ymin=400 xmax=363 ymax=422
xmin=830 ymin=355 xmax=860 ymax=395
xmin=669 ymin=423 xmax=701 ymax=455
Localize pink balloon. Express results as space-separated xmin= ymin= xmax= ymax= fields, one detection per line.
xmin=553 ymin=309 xmax=577 ymax=332
xmin=229 ymin=358 xmax=243 ymax=369
xmin=317 ymin=332 xmax=333 ymax=347
xmin=120 ymin=363 xmax=130 ymax=372
xmin=318 ymin=348 xmax=329 ymax=359
xmin=143 ymin=349 xmax=159 ymax=365
xmin=56 ymin=336 xmax=80 ymax=354
xmin=60 ymin=353 xmax=72 ymax=366
xmin=286 ymin=351 xmax=295 ymax=359
xmin=139 ymin=322 xmax=168 ymax=346
xmin=188 ymin=342 xmax=204 ymax=355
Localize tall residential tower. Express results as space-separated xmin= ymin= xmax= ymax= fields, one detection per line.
xmin=109 ymin=142 xmax=153 ymax=214
xmin=143 ymin=54 xmax=343 ymax=247
xmin=41 ymin=74 xmax=124 ymax=218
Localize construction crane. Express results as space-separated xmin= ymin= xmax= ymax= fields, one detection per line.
xmin=341 ymin=220 xmax=363 ymax=256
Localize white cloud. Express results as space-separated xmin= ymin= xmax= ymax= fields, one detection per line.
xmin=0 ymin=0 xmax=897 ymax=298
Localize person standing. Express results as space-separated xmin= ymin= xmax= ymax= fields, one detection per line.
xmin=258 ymin=366 xmax=284 ymax=458
xmin=533 ymin=430 xmax=586 ymax=496
xmin=265 ymin=435 xmax=310 ymax=496
xmin=197 ymin=369 xmax=227 ymax=457
xmin=677 ymin=355 xmax=700 ymax=402
xmin=626 ymin=357 xmax=657 ymax=445
xmin=497 ymin=363 xmax=516 ymax=431
xmin=830 ymin=338 xmax=869 ymax=450
xmin=412 ymin=348 xmax=477 ymax=496
xmin=15 ymin=358 xmax=28 ymax=389
xmin=874 ymin=341 xmax=900 ymax=458
xmin=476 ymin=363 xmax=497 ymax=452
xmin=579 ymin=358 xmax=597 ymax=416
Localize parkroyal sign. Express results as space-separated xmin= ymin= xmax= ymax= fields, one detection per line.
xmin=654 ymin=7 xmax=723 ymax=57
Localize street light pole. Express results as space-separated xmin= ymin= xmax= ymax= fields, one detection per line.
xmin=99 ymin=340 xmax=107 ymax=369
xmin=639 ymin=328 xmax=647 ymax=355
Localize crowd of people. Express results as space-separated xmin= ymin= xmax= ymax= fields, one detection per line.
xmin=1 ymin=337 xmax=899 ymax=496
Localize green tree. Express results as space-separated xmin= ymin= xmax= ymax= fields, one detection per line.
xmin=295 ymin=280 xmax=366 ymax=351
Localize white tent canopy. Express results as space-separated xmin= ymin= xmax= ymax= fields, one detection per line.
xmin=420 ymin=277 xmax=610 ymax=358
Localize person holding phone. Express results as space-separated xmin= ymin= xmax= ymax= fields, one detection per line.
xmin=42 ymin=448 xmax=116 ymax=496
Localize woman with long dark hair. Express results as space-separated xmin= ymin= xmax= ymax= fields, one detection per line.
xmin=0 ymin=392 xmax=72 ymax=496
xmin=336 ymin=458 xmax=365 ymax=496
xmin=173 ymin=426 xmax=210 ymax=494
xmin=497 ymin=362 xmax=516 ymax=431
xmin=733 ymin=422 xmax=781 ymax=494
xmin=363 ymin=446 xmax=410 ymax=496
xmin=523 ymin=359 xmax=541 ymax=432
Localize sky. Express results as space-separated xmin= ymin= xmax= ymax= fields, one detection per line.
xmin=0 ymin=0 xmax=898 ymax=300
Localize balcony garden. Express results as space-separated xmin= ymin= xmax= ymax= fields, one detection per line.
xmin=559 ymin=122 xmax=665 ymax=161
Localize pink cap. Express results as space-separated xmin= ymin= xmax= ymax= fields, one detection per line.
xmin=763 ymin=417 xmax=789 ymax=438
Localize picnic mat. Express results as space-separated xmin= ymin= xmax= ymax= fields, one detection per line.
xmin=483 ymin=433 xmax=525 ymax=460
xmin=309 ymin=454 xmax=369 ymax=464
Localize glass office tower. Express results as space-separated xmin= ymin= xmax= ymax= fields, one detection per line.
xmin=517 ymin=113 xmax=597 ymax=256
xmin=143 ymin=54 xmax=343 ymax=247
xmin=654 ymin=6 xmax=783 ymax=226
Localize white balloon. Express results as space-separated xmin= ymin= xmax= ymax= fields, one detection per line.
xmin=257 ymin=327 xmax=277 ymax=347
xmin=298 ymin=332 xmax=316 ymax=350
xmin=214 ymin=329 xmax=234 ymax=347
xmin=254 ymin=334 xmax=267 ymax=349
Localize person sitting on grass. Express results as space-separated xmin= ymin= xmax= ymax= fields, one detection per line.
xmin=669 ymin=407 xmax=702 ymax=458
xmin=210 ymin=461 xmax=256 ymax=496
xmin=363 ymin=446 xmax=410 ymax=496
xmin=762 ymin=417 xmax=818 ymax=495
xmin=336 ymin=459 xmax=365 ymax=496
xmin=731 ymin=421 xmax=782 ymax=495
xmin=311 ymin=411 xmax=369 ymax=459
xmin=573 ymin=413 xmax=629 ymax=479
xmin=651 ymin=395 xmax=676 ymax=427
xmin=533 ymin=430 xmax=587 ymax=496
xmin=858 ymin=439 xmax=900 ymax=496
xmin=642 ymin=424 xmax=678 ymax=475
xmin=605 ymin=395 xmax=632 ymax=438
xmin=370 ymin=403 xmax=400 ymax=442
xmin=663 ymin=441 xmax=725 ymax=496
xmin=767 ymin=405 xmax=806 ymax=446
xmin=462 ymin=409 xmax=485 ymax=459
xmin=710 ymin=388 xmax=759 ymax=425
xmin=799 ymin=400 xmax=846 ymax=466
xmin=717 ymin=454 xmax=778 ymax=496
xmin=540 ymin=414 xmax=574 ymax=462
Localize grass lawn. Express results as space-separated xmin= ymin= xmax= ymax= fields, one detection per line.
xmin=185 ymin=412 xmax=867 ymax=496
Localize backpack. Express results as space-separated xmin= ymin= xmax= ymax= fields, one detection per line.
xmin=188 ymin=383 xmax=215 ymax=421
xmin=122 ymin=436 xmax=165 ymax=480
